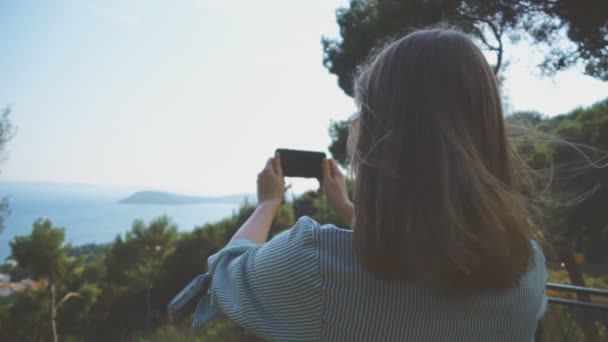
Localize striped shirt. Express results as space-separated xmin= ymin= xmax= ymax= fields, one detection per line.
xmin=169 ymin=216 xmax=548 ymax=341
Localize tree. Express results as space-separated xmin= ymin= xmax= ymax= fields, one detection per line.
xmin=101 ymin=216 xmax=178 ymax=338
xmin=321 ymin=0 xmax=526 ymax=160
xmin=506 ymin=99 xmax=608 ymax=341
xmin=508 ymin=100 xmax=608 ymax=258
xmin=328 ymin=120 xmax=351 ymax=168
xmin=322 ymin=0 xmax=607 ymax=166
xmin=323 ymin=1 xmax=607 ymax=98
xmin=0 ymin=288 xmax=50 ymax=342
xmin=323 ymin=0 xmax=519 ymax=97
xmin=530 ymin=0 xmax=608 ymax=80
xmin=292 ymin=190 xmax=351 ymax=227
xmin=9 ymin=219 xmax=80 ymax=342
xmin=0 ymin=107 xmax=15 ymax=233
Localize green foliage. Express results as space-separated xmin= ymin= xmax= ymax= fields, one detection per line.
xmin=69 ymin=243 xmax=110 ymax=262
xmin=138 ymin=318 xmax=264 ymax=342
xmin=270 ymin=203 xmax=296 ymax=237
xmin=0 ymin=289 xmax=50 ymax=342
xmin=7 ymin=219 xmax=89 ymax=341
xmin=0 ymin=196 xmax=328 ymax=341
xmin=10 ymin=219 xmax=70 ymax=279
xmin=322 ymin=0 xmax=606 ymax=175
xmin=293 ymin=190 xmax=350 ymax=228
xmin=105 ymin=216 xmax=178 ymax=289
xmin=322 ymin=1 xmax=608 ymax=97
xmin=1 ymin=261 xmax=32 ymax=282
xmin=83 ymin=217 xmax=179 ymax=340
xmin=530 ymin=0 xmax=608 ymax=81
xmin=509 ymin=98 xmax=608 ymax=262
xmin=544 ymin=268 xmax=608 ymax=341
xmin=0 ymin=261 xmax=11 ymax=273
xmin=328 ymin=120 xmax=350 ymax=168
xmin=326 ymin=101 xmax=608 ymax=264
xmin=323 ymin=0 xmax=463 ymax=96
xmin=550 ymin=99 xmax=608 ymax=149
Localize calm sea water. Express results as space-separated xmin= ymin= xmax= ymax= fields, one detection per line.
xmin=0 ymin=182 xmax=246 ymax=260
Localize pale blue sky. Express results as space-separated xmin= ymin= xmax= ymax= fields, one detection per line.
xmin=1 ymin=0 xmax=607 ymax=196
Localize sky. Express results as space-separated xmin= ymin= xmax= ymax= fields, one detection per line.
xmin=1 ymin=0 xmax=607 ymax=196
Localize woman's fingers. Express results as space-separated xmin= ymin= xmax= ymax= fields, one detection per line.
xmin=329 ymin=159 xmax=343 ymax=179
xmin=322 ymin=158 xmax=332 ymax=182
xmin=272 ymin=152 xmax=283 ymax=177
xmin=265 ymin=158 xmax=275 ymax=176
xmin=258 ymin=156 xmax=286 ymax=205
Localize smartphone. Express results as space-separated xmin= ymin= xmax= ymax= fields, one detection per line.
xmin=275 ymin=148 xmax=326 ymax=180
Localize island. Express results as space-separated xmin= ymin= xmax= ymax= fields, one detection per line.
xmin=118 ymin=191 xmax=253 ymax=205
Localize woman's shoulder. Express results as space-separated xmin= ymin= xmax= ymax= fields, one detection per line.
xmin=521 ymin=240 xmax=548 ymax=292
xmin=530 ymin=240 xmax=547 ymax=269
xmin=293 ymin=217 xmax=355 ymax=265
xmin=291 ymin=216 xmax=352 ymax=244
xmin=286 ymin=216 xmax=321 ymax=243
xmin=263 ymin=216 xmax=324 ymax=257
xmin=279 ymin=217 xmax=354 ymax=262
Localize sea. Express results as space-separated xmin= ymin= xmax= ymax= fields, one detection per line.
xmin=0 ymin=181 xmax=249 ymax=261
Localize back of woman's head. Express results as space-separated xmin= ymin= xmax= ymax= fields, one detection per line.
xmin=352 ymin=28 xmax=533 ymax=290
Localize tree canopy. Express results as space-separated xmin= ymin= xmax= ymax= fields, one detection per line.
xmin=509 ymin=99 xmax=608 ymax=262
xmin=322 ymin=0 xmax=608 ymax=97
xmin=532 ymin=0 xmax=608 ymax=80
xmin=10 ymin=219 xmax=69 ymax=280
xmin=9 ymin=219 xmax=74 ymax=342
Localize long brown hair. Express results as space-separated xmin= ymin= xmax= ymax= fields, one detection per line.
xmin=352 ymin=28 xmax=534 ymax=291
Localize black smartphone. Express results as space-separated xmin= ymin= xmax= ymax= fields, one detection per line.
xmin=275 ymin=148 xmax=326 ymax=180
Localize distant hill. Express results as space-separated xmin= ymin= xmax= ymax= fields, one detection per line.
xmin=118 ymin=191 xmax=253 ymax=205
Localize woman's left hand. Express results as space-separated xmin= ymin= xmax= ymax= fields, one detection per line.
xmin=257 ymin=153 xmax=285 ymax=207
xmin=229 ymin=153 xmax=284 ymax=244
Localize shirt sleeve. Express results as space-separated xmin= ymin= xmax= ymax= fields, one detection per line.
xmin=532 ymin=241 xmax=548 ymax=320
xmin=206 ymin=216 xmax=323 ymax=341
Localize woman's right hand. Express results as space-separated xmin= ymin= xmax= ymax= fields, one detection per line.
xmin=321 ymin=159 xmax=354 ymax=226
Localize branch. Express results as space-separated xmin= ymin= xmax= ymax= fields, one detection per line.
xmin=460 ymin=15 xmax=500 ymax=48
xmin=460 ymin=14 xmax=505 ymax=74
xmin=56 ymin=292 xmax=83 ymax=312
xmin=472 ymin=26 xmax=500 ymax=51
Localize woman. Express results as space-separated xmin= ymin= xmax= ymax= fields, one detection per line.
xmin=170 ymin=28 xmax=547 ymax=341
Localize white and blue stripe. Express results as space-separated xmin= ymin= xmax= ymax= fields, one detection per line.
xmin=169 ymin=216 xmax=547 ymax=341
